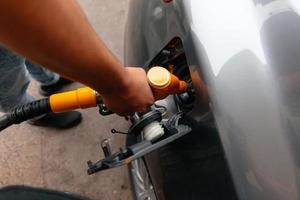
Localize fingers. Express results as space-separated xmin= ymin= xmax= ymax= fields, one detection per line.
xmin=100 ymin=66 xmax=155 ymax=116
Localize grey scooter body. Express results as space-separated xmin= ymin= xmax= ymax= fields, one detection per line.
xmin=125 ymin=0 xmax=300 ymax=199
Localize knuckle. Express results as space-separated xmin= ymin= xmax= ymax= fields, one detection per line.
xmin=148 ymin=98 xmax=155 ymax=105
xmin=146 ymin=102 xmax=153 ymax=107
xmin=135 ymin=106 xmax=146 ymax=113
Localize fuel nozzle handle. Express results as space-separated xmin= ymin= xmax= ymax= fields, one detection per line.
xmin=49 ymin=87 xmax=97 ymax=113
xmin=0 ymin=67 xmax=188 ymax=131
xmin=49 ymin=66 xmax=187 ymax=113
xmin=49 ymin=87 xmax=112 ymax=115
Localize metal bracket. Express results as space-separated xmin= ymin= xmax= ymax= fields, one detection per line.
xmin=87 ymin=124 xmax=191 ymax=175
xmin=95 ymin=94 xmax=114 ymax=116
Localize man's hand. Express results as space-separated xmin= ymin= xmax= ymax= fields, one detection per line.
xmin=100 ymin=67 xmax=155 ymax=116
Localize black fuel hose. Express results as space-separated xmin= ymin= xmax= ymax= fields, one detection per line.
xmin=0 ymin=98 xmax=51 ymax=132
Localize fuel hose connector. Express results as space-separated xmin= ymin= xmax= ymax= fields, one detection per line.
xmin=0 ymin=87 xmax=98 ymax=132
xmin=49 ymin=87 xmax=97 ymax=112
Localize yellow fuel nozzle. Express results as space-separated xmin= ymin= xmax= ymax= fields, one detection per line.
xmin=49 ymin=67 xmax=187 ymax=113
xmin=147 ymin=66 xmax=188 ymax=99
xmin=49 ymin=87 xmax=97 ymax=113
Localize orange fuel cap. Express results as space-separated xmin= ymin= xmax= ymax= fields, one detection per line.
xmin=147 ymin=66 xmax=188 ymax=99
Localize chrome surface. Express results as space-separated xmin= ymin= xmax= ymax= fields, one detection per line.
xmin=125 ymin=0 xmax=300 ymax=199
xmin=129 ymin=158 xmax=157 ymax=200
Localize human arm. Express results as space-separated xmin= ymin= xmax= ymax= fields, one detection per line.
xmin=0 ymin=0 xmax=154 ymax=115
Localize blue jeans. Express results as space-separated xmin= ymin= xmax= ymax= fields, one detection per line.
xmin=0 ymin=46 xmax=59 ymax=112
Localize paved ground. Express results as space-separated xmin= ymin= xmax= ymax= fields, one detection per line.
xmin=0 ymin=1 xmax=132 ymax=200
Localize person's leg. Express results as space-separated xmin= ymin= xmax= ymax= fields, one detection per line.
xmin=0 ymin=46 xmax=34 ymax=112
xmin=25 ymin=60 xmax=59 ymax=86
xmin=25 ymin=60 xmax=73 ymax=96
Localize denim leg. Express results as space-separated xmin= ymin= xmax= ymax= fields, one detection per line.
xmin=0 ymin=46 xmax=35 ymax=112
xmin=25 ymin=60 xmax=59 ymax=86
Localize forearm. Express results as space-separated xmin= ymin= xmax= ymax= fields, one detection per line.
xmin=0 ymin=0 xmax=126 ymax=94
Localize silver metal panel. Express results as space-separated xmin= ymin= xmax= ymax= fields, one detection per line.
xmin=125 ymin=0 xmax=300 ymax=199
